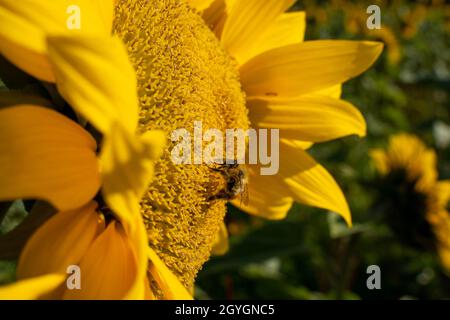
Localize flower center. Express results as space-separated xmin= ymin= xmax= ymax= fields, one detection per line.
xmin=113 ymin=0 xmax=248 ymax=290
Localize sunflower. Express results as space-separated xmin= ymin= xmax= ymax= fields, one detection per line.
xmin=0 ymin=1 xmax=190 ymax=299
xmin=0 ymin=0 xmax=383 ymax=297
xmin=370 ymin=134 xmax=450 ymax=272
xmin=183 ymin=0 xmax=382 ymax=251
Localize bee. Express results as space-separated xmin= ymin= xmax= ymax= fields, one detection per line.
xmin=208 ymin=160 xmax=249 ymax=206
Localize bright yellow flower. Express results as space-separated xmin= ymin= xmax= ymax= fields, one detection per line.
xmin=0 ymin=104 xmax=168 ymax=299
xmin=370 ymin=134 xmax=450 ymax=273
xmin=0 ymin=0 xmax=113 ymax=82
xmin=371 ymin=134 xmax=438 ymax=193
xmin=113 ymin=0 xmax=248 ymax=288
xmin=186 ymin=0 xmax=382 ymax=242
xmin=0 ymin=0 xmax=384 ymax=296
xmin=0 ymin=0 xmax=191 ymax=299
xmin=108 ymin=0 xmax=382 ymax=288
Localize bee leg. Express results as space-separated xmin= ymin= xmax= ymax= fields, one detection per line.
xmin=208 ymin=194 xmax=220 ymax=201
xmin=208 ymin=189 xmax=233 ymax=202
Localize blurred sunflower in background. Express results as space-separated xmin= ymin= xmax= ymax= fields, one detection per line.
xmin=303 ymin=0 xmax=450 ymax=66
xmin=0 ymin=0 xmax=383 ymax=299
xmin=371 ymin=134 xmax=450 ymax=273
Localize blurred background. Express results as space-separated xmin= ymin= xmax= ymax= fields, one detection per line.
xmin=195 ymin=0 xmax=450 ymax=300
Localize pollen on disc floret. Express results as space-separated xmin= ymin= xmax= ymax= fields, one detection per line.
xmin=113 ymin=0 xmax=249 ymax=290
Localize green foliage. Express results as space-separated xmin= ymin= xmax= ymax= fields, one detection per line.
xmin=0 ymin=200 xmax=27 ymax=285
xmin=0 ymin=200 xmax=28 ymax=235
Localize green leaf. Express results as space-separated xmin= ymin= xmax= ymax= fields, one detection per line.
xmin=199 ymin=220 xmax=310 ymax=277
xmin=0 ymin=200 xmax=27 ymax=235
xmin=0 ymin=260 xmax=16 ymax=285
xmin=0 ymin=201 xmax=55 ymax=260
xmin=327 ymin=213 xmax=372 ymax=239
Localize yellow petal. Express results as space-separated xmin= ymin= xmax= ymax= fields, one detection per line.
xmin=95 ymin=0 xmax=115 ymax=33
xmin=378 ymin=134 xmax=438 ymax=192
xmin=0 ymin=274 xmax=65 ymax=300
xmin=202 ymin=0 xmax=238 ymax=38
xmin=239 ymin=12 xmax=306 ymax=65
xmin=438 ymin=244 xmax=450 ymax=275
xmin=0 ymin=105 xmax=100 ymax=211
xmin=0 ymin=0 xmax=114 ymax=81
xmin=188 ymin=0 xmax=215 ymax=11
xmin=437 ymin=180 xmax=450 ymax=208
xmin=314 ymin=85 xmax=342 ymax=99
xmin=248 ymin=95 xmax=366 ymax=142
xmin=211 ymin=222 xmax=229 ymax=256
xmin=221 ymin=0 xmax=295 ymax=62
xmin=225 ymin=0 xmax=237 ymax=10
xmin=369 ymin=149 xmax=388 ymax=175
xmin=100 ymin=122 xmax=165 ymax=227
xmin=99 ymin=126 xmax=154 ymax=298
xmin=0 ymin=17 xmax=53 ymax=82
xmin=203 ymin=0 xmax=227 ymax=34
xmin=415 ymin=150 xmax=438 ymax=192
xmin=17 ymin=201 xmax=104 ymax=279
xmin=232 ymin=167 xmax=294 ymax=220
xmin=62 ymin=221 xmax=139 ymax=300
xmin=279 ymin=142 xmax=352 ymax=226
xmin=240 ymin=40 xmax=383 ymax=98
xmin=429 ymin=207 xmax=450 ymax=274
xmin=147 ymin=248 xmax=192 ymax=300
xmin=282 ymin=139 xmax=313 ymax=150
xmin=47 ymin=35 xmax=138 ymax=134
xmin=122 ymin=213 xmax=149 ymax=300
xmin=144 ymin=276 xmax=156 ymax=300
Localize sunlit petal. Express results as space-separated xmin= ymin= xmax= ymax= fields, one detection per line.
xmin=0 ymin=274 xmax=65 ymax=300
xmin=221 ymin=0 xmax=295 ymax=62
xmin=0 ymin=0 xmax=114 ymax=81
xmin=248 ymin=95 xmax=366 ymax=142
xmin=203 ymin=0 xmax=227 ymax=34
xmin=437 ymin=180 xmax=450 ymax=207
xmin=211 ymin=222 xmax=229 ymax=256
xmin=47 ymin=35 xmax=138 ymax=134
xmin=147 ymin=248 xmax=192 ymax=300
xmin=0 ymin=105 xmax=100 ymax=211
xmin=100 ymin=123 xmax=165 ymax=227
xmin=17 ymin=202 xmax=104 ymax=279
xmin=239 ymin=12 xmax=306 ymax=64
xmin=240 ymin=40 xmax=383 ymax=98
xmin=62 ymin=221 xmax=139 ymax=300
xmin=232 ymin=167 xmax=294 ymax=220
xmin=279 ymin=142 xmax=352 ymax=226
